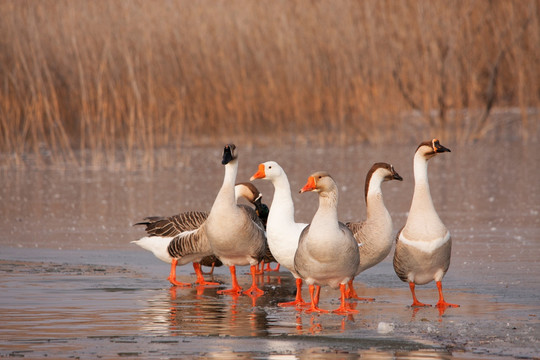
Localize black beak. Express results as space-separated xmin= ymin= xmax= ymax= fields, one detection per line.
xmin=435 ymin=141 xmax=451 ymax=153
xmin=222 ymin=144 xmax=235 ymax=165
xmin=393 ymin=171 xmax=403 ymax=181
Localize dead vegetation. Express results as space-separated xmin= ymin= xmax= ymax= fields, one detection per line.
xmin=0 ymin=0 xmax=538 ymax=168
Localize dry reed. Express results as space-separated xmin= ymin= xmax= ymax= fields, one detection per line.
xmin=0 ymin=0 xmax=538 ymax=169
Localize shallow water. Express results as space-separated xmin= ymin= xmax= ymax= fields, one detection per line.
xmin=1 ymin=141 xmax=539 ymax=359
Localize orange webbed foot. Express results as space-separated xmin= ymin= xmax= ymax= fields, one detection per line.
xmin=435 ymin=281 xmax=459 ymax=309
xmin=217 ymin=286 xmax=243 ymax=295
xmin=196 ymin=280 xmax=221 ymax=286
xmin=304 ymin=305 xmax=329 ymax=314
xmin=278 ymin=299 xmax=309 ymax=308
xmin=242 ymin=285 xmax=264 ymax=296
xmin=411 ymin=300 xmax=431 ymax=307
xmin=334 ymin=284 xmax=359 ymax=314
xmin=332 ymin=305 xmax=359 ymax=314
xmin=436 ymin=300 xmax=459 ymax=308
xmin=168 ymin=277 xmax=192 ymax=287
xmin=347 ymin=292 xmax=375 ymax=302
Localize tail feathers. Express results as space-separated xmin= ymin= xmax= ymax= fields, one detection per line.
xmin=131 ymin=236 xmax=173 ymax=263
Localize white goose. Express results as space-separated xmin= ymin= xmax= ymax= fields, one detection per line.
xmin=294 ymin=171 xmax=360 ymax=314
xmin=250 ymin=161 xmax=309 ymax=307
xmin=393 ymin=139 xmax=459 ymax=309
xmin=132 ymin=182 xmax=266 ymax=287
xmin=205 ymin=144 xmax=267 ymax=295
xmin=346 ymin=162 xmax=403 ymax=300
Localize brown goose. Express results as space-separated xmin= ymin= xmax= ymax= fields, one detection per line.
xmin=132 ymin=182 xmax=266 ymax=287
xmin=236 ymin=183 xmax=277 ymax=274
xmin=205 ymin=144 xmax=267 ymax=296
xmin=346 ymin=163 xmax=403 ymax=300
xmin=393 ymin=139 xmax=459 ymax=309
xmin=294 ymin=171 xmax=360 ymax=314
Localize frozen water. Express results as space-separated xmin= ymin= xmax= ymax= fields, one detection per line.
xmin=1 ymin=141 xmax=539 ymax=358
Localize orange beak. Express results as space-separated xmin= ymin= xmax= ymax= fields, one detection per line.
xmin=300 ymin=176 xmax=317 ymax=193
xmin=250 ymin=164 xmax=266 ymax=181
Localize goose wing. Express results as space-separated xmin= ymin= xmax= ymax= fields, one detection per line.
xmin=239 ymin=204 xmax=266 ymax=233
xmin=135 ymin=211 xmax=208 ymax=237
xmin=345 ymin=220 xmax=367 ymax=245
xmin=167 ymin=222 xmax=212 ymax=259
xmin=345 ymin=221 xmax=366 ymax=236
xmin=238 ymin=204 xmax=267 ymax=263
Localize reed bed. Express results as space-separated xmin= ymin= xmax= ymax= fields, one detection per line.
xmin=0 ymin=0 xmax=538 ymax=169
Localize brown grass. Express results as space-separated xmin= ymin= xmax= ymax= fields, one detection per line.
xmin=0 ymin=0 xmax=539 ymax=168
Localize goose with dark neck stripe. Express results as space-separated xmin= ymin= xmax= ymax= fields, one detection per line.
xmin=346 ymin=162 xmax=402 ymax=300
xmin=132 ymin=182 xmax=267 ymax=287
xmin=393 ymin=139 xmax=459 ymax=309
xmin=205 ymin=144 xmax=267 ymax=296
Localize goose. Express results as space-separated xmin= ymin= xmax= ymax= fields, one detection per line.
xmin=205 ymin=144 xmax=267 ymax=296
xmin=345 ymin=163 xmax=403 ymax=300
xmin=294 ymin=171 xmax=360 ymax=314
xmin=236 ymin=189 xmax=279 ymax=274
xmin=236 ymin=182 xmax=280 ymax=275
xmin=250 ymin=161 xmax=309 ymax=306
xmin=393 ymin=139 xmax=459 ymax=308
xmin=132 ymin=182 xmax=266 ymax=287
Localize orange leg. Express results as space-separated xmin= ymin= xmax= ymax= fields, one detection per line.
xmin=264 ymin=263 xmax=280 ymax=272
xmin=435 ymin=281 xmax=459 ymax=308
xmin=333 ymin=283 xmax=359 ymax=314
xmin=167 ymin=258 xmax=192 ymax=287
xmin=201 ymin=262 xmax=216 ymax=275
xmin=304 ymin=285 xmax=328 ymax=314
xmin=278 ymin=278 xmax=308 ymax=307
xmin=217 ymin=265 xmax=243 ymax=294
xmin=409 ymin=282 xmax=430 ymax=307
xmin=346 ymin=279 xmax=375 ymax=301
xmin=314 ymin=284 xmax=321 ymax=305
xmin=255 ymin=261 xmax=264 ymax=275
xmin=243 ymin=265 xmax=265 ymax=295
xmin=193 ymin=262 xmax=220 ymax=286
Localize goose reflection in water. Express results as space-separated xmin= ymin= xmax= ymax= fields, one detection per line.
xmin=138 ymin=274 xmax=286 ymax=337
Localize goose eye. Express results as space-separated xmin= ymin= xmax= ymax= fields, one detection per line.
xmin=268 ymin=166 xmax=272 ymax=169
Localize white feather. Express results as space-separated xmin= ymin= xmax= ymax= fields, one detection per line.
xmin=398 ymin=230 xmax=450 ymax=254
xmin=131 ymin=237 xmax=173 ymax=263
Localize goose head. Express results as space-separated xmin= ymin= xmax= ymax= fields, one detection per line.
xmin=369 ymin=163 xmax=403 ymax=183
xmin=235 ymin=182 xmax=262 ymax=204
xmin=250 ymin=161 xmax=283 ymax=181
xmin=222 ymin=143 xmax=237 ymax=165
xmin=416 ymin=139 xmax=451 ymax=160
xmin=235 ymin=182 xmax=269 ymax=225
xmin=299 ymin=171 xmax=336 ymax=194
xmin=365 ymin=162 xmax=403 ymax=200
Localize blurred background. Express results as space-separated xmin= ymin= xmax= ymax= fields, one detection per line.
xmin=1 ymin=0 xmax=539 ymax=169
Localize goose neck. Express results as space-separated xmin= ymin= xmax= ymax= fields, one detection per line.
xmin=410 ymin=152 xmax=436 ymax=214
xmin=366 ymin=190 xmax=389 ymax=221
xmin=218 ymin=161 xmax=238 ymax=204
xmin=313 ymin=190 xmax=339 ymax=223
xmin=272 ymin=174 xmax=294 ymax=204
xmin=413 ymin=152 xmax=430 ymax=188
